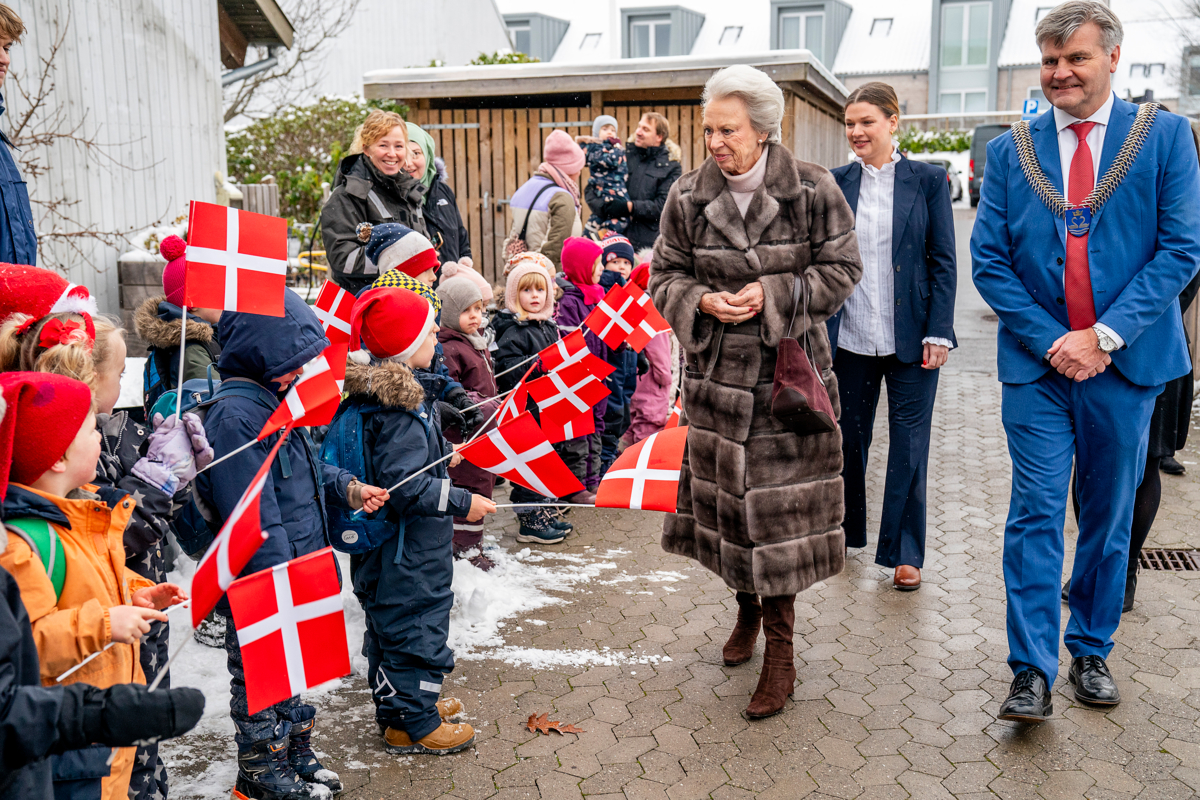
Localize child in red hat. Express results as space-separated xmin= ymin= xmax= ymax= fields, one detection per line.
xmin=339 ymin=286 xmax=495 ymax=757
xmin=0 ymin=371 xmax=189 ymax=800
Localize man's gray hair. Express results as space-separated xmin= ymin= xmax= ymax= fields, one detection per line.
xmin=701 ymin=65 xmax=785 ymax=144
xmin=1035 ymin=0 xmax=1123 ymax=54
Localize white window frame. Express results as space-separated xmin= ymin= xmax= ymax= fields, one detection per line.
xmin=941 ymin=1 xmax=992 ymax=69
xmin=507 ymin=21 xmax=531 ymax=56
xmin=629 ymin=15 xmax=672 ymax=58
xmin=778 ymin=9 xmax=825 ymax=61
xmin=938 ymin=88 xmax=989 ymax=114
xmin=580 ymin=32 xmax=602 ymax=50
xmin=719 ymin=25 xmax=742 ymax=46
xmin=870 ymin=18 xmax=893 ymax=36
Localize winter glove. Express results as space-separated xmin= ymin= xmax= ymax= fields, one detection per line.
xmin=131 ymin=414 xmax=196 ymax=494
xmin=180 ymin=412 xmax=215 ymax=472
xmin=76 ymin=684 xmax=205 ymax=747
xmin=445 ymin=386 xmax=486 ymax=438
xmin=637 ymin=352 xmax=650 ymax=376
xmin=436 ymin=401 xmax=467 ymax=435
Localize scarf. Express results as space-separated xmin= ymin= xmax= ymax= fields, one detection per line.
xmin=406 ymin=122 xmax=437 ymax=191
xmin=562 ymin=255 xmax=605 ymax=305
xmin=537 ymin=164 xmax=581 ymax=214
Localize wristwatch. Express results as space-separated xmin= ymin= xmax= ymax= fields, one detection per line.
xmin=1093 ymin=326 xmax=1119 ymax=353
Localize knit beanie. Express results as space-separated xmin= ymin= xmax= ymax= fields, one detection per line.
xmin=364 ymin=223 xmax=440 ymax=279
xmin=504 ymin=260 xmax=555 ymax=321
xmin=542 ymin=130 xmax=585 ymax=175
xmin=0 ymin=371 xmax=94 ymax=491
xmin=436 ymin=276 xmax=483 ymax=333
xmin=0 ymin=264 xmax=97 ymax=325
xmin=350 ymin=287 xmax=435 ymax=362
xmin=440 ymin=261 xmax=494 ymax=304
xmin=160 ymin=235 xmax=188 ymax=306
xmin=592 ymin=114 xmax=619 ymax=139
xmin=601 ymin=234 xmax=635 ymax=267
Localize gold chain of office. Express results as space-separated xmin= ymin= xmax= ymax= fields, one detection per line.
xmin=1010 ymin=102 xmax=1158 ymax=218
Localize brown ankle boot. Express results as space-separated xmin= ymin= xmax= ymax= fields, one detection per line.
xmin=723 ymin=592 xmax=762 ymax=666
xmin=745 ymin=595 xmax=797 ymax=719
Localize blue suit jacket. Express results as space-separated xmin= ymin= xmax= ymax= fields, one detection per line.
xmin=971 ymin=97 xmax=1200 ymax=387
xmin=827 ymin=156 xmax=958 ymax=364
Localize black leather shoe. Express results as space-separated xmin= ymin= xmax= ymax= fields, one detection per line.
xmin=1069 ymin=655 xmax=1120 ymax=706
xmin=1161 ymin=455 xmax=1186 ymax=475
xmin=998 ymin=669 xmax=1052 ymax=722
xmin=1061 ymin=579 xmax=1070 ymax=602
xmin=1123 ymin=573 xmax=1137 ymax=613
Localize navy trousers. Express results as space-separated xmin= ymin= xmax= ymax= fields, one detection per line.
xmin=1000 ymin=367 xmax=1158 ymax=684
xmin=835 ymin=349 xmax=940 ymax=568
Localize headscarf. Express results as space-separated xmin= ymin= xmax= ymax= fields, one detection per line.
xmin=505 ymin=259 xmax=555 ymax=321
xmin=371 ymin=268 xmax=441 ymax=315
xmin=561 ymin=237 xmax=605 ymax=305
xmin=406 ymin=122 xmax=437 ymax=191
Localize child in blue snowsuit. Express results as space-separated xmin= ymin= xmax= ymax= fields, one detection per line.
xmin=197 ymin=290 xmax=386 ymax=799
xmin=341 ymin=285 xmax=495 ymax=756
xmin=578 ymin=115 xmax=630 ymax=237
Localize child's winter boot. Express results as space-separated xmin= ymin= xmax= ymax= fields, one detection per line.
xmin=436 ymin=697 xmax=464 ymax=718
xmin=516 ymin=510 xmax=566 ymax=544
xmin=384 ymin=721 xmax=476 ymax=755
xmin=287 ymin=706 xmax=343 ymax=794
xmin=235 ymin=721 xmax=322 ymax=799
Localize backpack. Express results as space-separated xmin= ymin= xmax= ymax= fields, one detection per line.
xmin=143 ymin=340 xmax=221 ymax=417
xmin=319 ymin=399 xmax=430 ymax=554
xmin=4 ymin=518 xmax=66 ymax=601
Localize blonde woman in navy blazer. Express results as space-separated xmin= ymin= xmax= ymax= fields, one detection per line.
xmin=827 ymin=82 xmax=958 ymax=591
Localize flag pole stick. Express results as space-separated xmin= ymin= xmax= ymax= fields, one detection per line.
xmin=147 ymin=627 xmax=195 ymax=692
xmin=493 ymin=503 xmax=597 ymax=509
xmin=490 ymin=323 xmax=586 ymax=380
xmin=460 ymin=383 xmax=518 ymax=413
xmin=56 ymin=601 xmax=192 ymax=683
xmin=196 ymin=437 xmax=259 ymax=474
xmin=464 ymin=360 xmax=537 ymax=445
xmin=174 ymin=307 xmax=188 ymax=419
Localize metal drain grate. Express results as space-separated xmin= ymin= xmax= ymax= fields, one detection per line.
xmin=1140 ymin=549 xmax=1200 ymax=571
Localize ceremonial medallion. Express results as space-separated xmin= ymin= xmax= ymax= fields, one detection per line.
xmin=1066 ymin=206 xmax=1091 ymax=237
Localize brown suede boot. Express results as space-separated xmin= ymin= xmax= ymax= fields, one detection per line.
xmin=745 ymin=595 xmax=797 ymax=719
xmin=722 ymin=592 xmax=762 ymax=666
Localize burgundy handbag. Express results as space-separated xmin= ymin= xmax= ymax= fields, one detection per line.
xmin=771 ymin=275 xmax=837 ymax=435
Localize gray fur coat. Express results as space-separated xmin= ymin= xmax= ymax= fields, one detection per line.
xmin=649 ymin=143 xmax=863 ymax=597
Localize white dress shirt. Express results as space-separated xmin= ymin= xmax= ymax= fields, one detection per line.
xmin=839 ymin=146 xmax=954 ymax=357
xmin=1052 ymin=91 xmax=1124 ymax=347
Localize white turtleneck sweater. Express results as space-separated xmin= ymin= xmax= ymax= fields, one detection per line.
xmin=725 ymin=146 xmax=769 ymax=218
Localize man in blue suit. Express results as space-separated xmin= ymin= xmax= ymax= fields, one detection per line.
xmin=972 ymin=0 xmax=1200 ymax=722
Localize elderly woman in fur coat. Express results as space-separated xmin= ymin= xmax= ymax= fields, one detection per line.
xmin=650 ymin=65 xmax=863 ymax=719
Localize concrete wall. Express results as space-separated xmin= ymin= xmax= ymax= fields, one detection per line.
xmin=996 ymin=65 xmax=1041 ymax=111
xmin=841 ymin=72 xmax=931 ymax=115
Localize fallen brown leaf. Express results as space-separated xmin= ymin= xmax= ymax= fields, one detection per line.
xmin=526 ymin=712 xmax=585 ymax=735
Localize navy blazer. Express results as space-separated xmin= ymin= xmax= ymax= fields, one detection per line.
xmin=827 ymin=156 xmax=958 ymax=364
xmin=971 ymin=97 xmax=1200 ymax=387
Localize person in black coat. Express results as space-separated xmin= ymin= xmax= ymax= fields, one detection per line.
xmin=404 ymin=122 xmax=472 ymax=266
xmin=827 ymin=83 xmax=957 ymax=591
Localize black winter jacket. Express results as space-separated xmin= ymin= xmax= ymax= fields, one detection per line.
xmin=321 ymin=154 xmax=430 ymax=295
xmin=491 ymin=310 xmax=560 ymax=393
xmin=424 ymin=176 xmax=471 ymax=265
xmin=625 ymin=143 xmax=681 ymax=251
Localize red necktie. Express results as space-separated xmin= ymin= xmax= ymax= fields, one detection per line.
xmin=1065 ymin=121 xmax=1098 ymax=329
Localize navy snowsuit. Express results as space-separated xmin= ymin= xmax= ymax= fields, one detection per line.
xmin=582 ymin=139 xmax=630 ymax=235
xmin=0 ymin=93 xmax=37 ymax=266
xmin=340 ymin=359 xmax=471 ymax=742
xmin=196 ymin=290 xmax=355 ymax=748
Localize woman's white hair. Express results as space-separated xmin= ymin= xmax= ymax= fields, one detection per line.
xmin=701 ymin=65 xmax=786 ymax=144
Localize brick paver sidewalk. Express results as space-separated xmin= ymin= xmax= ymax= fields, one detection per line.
xmin=162 ymin=363 xmax=1200 ymax=799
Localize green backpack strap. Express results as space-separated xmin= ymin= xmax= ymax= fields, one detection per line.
xmin=4 ymin=518 xmax=65 ymax=602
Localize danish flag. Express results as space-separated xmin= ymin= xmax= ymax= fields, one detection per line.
xmin=539 ymin=329 xmax=614 ymax=380
xmin=595 ymin=426 xmax=688 ymax=512
xmin=227 ymin=547 xmax=351 ymax=715
xmin=497 ymin=361 xmax=537 ymax=424
xmin=183 ymin=201 xmax=289 ymax=317
xmin=460 ymin=412 xmax=584 ymax=498
xmin=526 ymin=361 xmax=610 ymax=426
xmin=541 ymin=408 xmax=596 ymax=445
xmin=665 ymin=397 xmax=683 ymax=429
xmin=583 ymin=284 xmax=648 ymax=349
xmin=312 ymin=280 xmax=355 ymax=345
xmin=191 ymin=433 xmax=288 ymax=628
xmin=623 ymin=283 xmax=672 ymax=353
xmin=258 ymin=342 xmax=348 ymax=439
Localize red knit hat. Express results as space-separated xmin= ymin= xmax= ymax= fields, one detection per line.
xmin=160 ymin=235 xmax=188 ymax=306
xmin=0 ymin=371 xmax=93 ymax=494
xmin=630 ymin=261 xmax=651 ymax=290
xmin=0 ymin=264 xmax=98 ymax=325
xmin=349 ymin=287 xmax=435 ymax=361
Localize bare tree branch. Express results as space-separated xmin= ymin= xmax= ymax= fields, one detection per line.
xmin=223 ymin=0 xmax=361 ymax=123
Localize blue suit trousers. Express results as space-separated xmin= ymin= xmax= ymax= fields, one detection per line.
xmin=1000 ymin=367 xmax=1159 ymax=684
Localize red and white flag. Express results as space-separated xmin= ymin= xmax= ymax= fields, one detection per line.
xmin=623 ymin=283 xmax=672 ymax=353
xmin=541 ymin=408 xmax=597 ymax=445
xmin=227 ymin=547 xmax=351 ymax=715
xmin=497 ymin=379 xmax=528 ymax=425
xmin=583 ymin=284 xmax=648 ymax=349
xmin=191 ymin=433 xmax=288 ymax=628
xmin=595 ymin=426 xmax=688 ymax=512
xmin=460 ymin=412 xmax=584 ymax=498
xmin=538 ymin=329 xmax=614 ymax=380
xmin=526 ymin=361 xmax=610 ymax=426
xmin=665 ymin=397 xmax=683 ymax=429
xmin=312 ymin=280 xmax=355 ymax=345
xmin=183 ymin=201 xmax=289 ymax=317
xmin=258 ymin=343 xmax=348 ymax=439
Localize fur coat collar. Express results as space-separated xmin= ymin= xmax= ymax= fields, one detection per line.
xmin=343 ymin=360 xmax=424 ymax=410
xmin=133 ymin=295 xmax=215 ymax=349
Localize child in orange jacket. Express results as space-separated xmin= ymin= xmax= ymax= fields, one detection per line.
xmin=0 ymin=371 xmax=187 ymax=800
